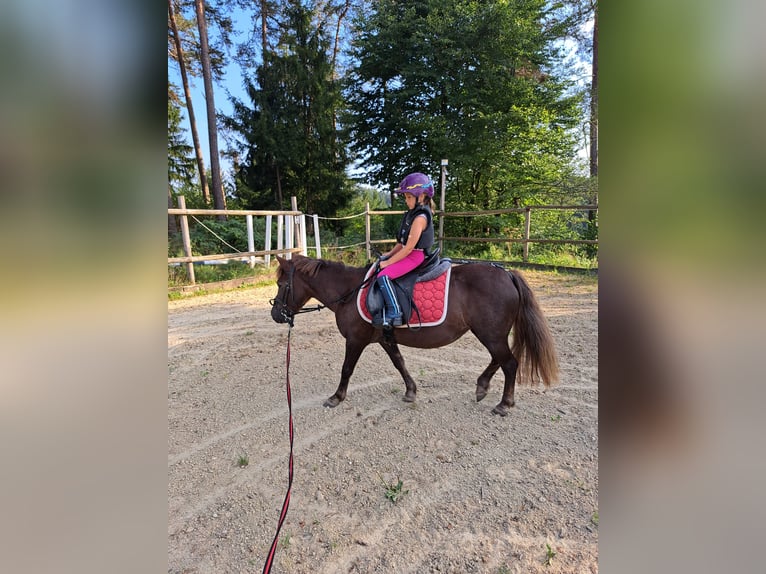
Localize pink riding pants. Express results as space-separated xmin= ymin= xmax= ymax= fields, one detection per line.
xmin=378 ymin=249 xmax=425 ymax=280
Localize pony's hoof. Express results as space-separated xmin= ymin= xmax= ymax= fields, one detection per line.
xmin=323 ymin=396 xmax=341 ymax=408
xmin=402 ymin=392 xmax=416 ymax=403
xmin=476 ymin=388 xmax=488 ymax=402
xmin=491 ymin=403 xmax=514 ymax=416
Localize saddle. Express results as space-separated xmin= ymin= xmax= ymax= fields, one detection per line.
xmin=359 ymin=250 xmax=452 ymax=328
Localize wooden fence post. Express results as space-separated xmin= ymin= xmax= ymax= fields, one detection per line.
xmin=365 ymin=202 xmax=371 ymax=260
xmin=265 ymin=215 xmax=272 ymax=267
xmin=177 ymin=195 xmax=195 ymax=285
xmin=290 ymin=197 xmax=301 ymax=257
xmin=300 ymin=214 xmax=308 ymax=256
xmin=439 ymin=159 xmax=448 ymax=254
xmin=313 ymin=214 xmax=321 ymax=259
xmin=246 ymin=214 xmax=255 ymax=268
xmin=287 ymin=196 xmax=297 ymax=259
xmin=277 ymin=215 xmax=284 ymax=258
xmin=523 ymin=207 xmax=532 ymax=262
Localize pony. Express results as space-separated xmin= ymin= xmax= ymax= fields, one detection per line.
xmin=270 ymin=255 xmax=558 ymax=416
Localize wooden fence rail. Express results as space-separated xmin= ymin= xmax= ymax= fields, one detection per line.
xmin=168 ymin=195 xmax=597 ymax=285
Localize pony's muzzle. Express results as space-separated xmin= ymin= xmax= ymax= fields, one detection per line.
xmin=270 ymin=300 xmax=294 ymax=326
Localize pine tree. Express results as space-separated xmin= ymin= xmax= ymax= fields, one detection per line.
xmin=226 ymin=0 xmax=350 ymax=215
xmin=168 ymin=0 xmax=211 ymax=204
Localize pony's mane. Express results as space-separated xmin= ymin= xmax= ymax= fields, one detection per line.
xmin=277 ymin=255 xmax=361 ymax=280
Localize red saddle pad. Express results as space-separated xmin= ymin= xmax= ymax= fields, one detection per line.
xmin=356 ymin=266 xmax=451 ymax=328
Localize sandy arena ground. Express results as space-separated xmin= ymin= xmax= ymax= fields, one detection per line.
xmin=168 ymin=268 xmax=598 ymax=573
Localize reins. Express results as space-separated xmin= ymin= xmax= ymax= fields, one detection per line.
xmin=262 ymin=323 xmax=294 ymax=574
xmin=270 ymin=263 xmax=377 ymax=325
xmin=262 ymin=263 xmax=375 ymax=572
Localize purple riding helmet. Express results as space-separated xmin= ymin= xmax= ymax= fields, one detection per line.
xmin=394 ymin=172 xmax=434 ymax=198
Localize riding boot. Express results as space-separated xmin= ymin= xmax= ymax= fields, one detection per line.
xmin=376 ymin=275 xmax=403 ymax=328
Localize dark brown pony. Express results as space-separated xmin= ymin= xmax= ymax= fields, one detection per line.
xmin=270 ymin=255 xmax=558 ymax=416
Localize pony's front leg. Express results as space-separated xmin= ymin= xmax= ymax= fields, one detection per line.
xmin=324 ymin=339 xmax=367 ymax=407
xmin=379 ymin=337 xmax=417 ymax=402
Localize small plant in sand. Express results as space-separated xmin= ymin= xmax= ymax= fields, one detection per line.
xmin=378 ymin=474 xmax=409 ymax=503
xmin=280 ymin=533 xmax=291 ymax=549
xmin=545 ymin=543 xmax=556 ymax=566
xmin=236 ymin=454 xmax=249 ymax=467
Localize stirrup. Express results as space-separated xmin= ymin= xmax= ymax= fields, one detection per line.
xmin=382 ymin=314 xmax=403 ymax=328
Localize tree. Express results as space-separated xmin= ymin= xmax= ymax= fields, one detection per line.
xmin=345 ymin=0 xmax=583 ymax=210
xmin=590 ymin=7 xmax=598 ymax=178
xmin=194 ymin=0 xmax=227 ymax=216
xmin=168 ymin=88 xmax=196 ymax=234
xmin=226 ymin=0 xmax=351 ymax=215
xmin=168 ymin=0 xmax=211 ymax=204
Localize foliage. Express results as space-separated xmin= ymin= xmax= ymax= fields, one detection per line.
xmin=167 ymin=261 xmax=256 ymax=288
xmin=168 ymin=217 xmax=256 ymax=257
xmin=344 ymin=0 xmax=585 ymax=207
xmin=333 ymin=184 xmax=394 ymax=239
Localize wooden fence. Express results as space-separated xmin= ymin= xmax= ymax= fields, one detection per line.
xmin=168 ymin=195 xmax=597 ymax=285
xmin=363 ymin=204 xmax=598 ymax=261
xmin=168 ymin=195 xmax=313 ymax=285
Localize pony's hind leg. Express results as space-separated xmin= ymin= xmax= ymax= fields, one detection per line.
xmin=378 ymin=337 xmax=417 ymax=402
xmin=491 ymin=353 xmax=519 ymax=416
xmin=472 ymin=331 xmax=519 ymax=416
xmin=476 ymin=362 xmax=500 ymax=402
xmin=324 ymin=339 xmax=367 ymax=407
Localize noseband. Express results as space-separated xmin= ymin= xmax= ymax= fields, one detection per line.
xmin=270 ymin=265 xmax=297 ymax=326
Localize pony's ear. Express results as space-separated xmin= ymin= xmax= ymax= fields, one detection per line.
xmin=276 ymin=255 xmax=286 ymax=266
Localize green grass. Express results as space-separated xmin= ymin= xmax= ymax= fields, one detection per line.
xmin=168 ymin=261 xmax=258 ymax=287
xmin=526 ymin=251 xmax=597 ymax=269
xmin=236 ymin=454 xmax=249 ymax=468
xmin=168 ymin=263 xmax=277 ymax=300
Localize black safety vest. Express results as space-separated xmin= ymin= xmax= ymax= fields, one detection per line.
xmin=397 ymin=205 xmax=434 ymax=251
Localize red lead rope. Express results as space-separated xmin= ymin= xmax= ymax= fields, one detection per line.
xmin=262 ymin=325 xmax=294 ymax=574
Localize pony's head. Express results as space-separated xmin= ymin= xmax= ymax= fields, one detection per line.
xmin=270 ymin=255 xmax=318 ymax=324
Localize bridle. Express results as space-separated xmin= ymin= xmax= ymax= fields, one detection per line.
xmin=269 ymin=260 xmax=378 ymax=326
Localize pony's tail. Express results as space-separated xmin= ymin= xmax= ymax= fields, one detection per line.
xmin=509 ymin=271 xmax=559 ymax=387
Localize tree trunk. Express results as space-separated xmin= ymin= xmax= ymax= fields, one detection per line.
xmin=330 ymin=2 xmax=351 ymax=134
xmin=589 ymin=9 xmax=598 ymax=179
xmin=194 ymin=0 xmax=227 ymax=219
xmin=589 ymin=9 xmax=598 ymax=223
xmin=260 ymin=0 xmax=269 ymax=57
xmin=168 ymin=0 xmax=210 ymax=205
xmin=331 ymin=2 xmax=351 ymax=77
